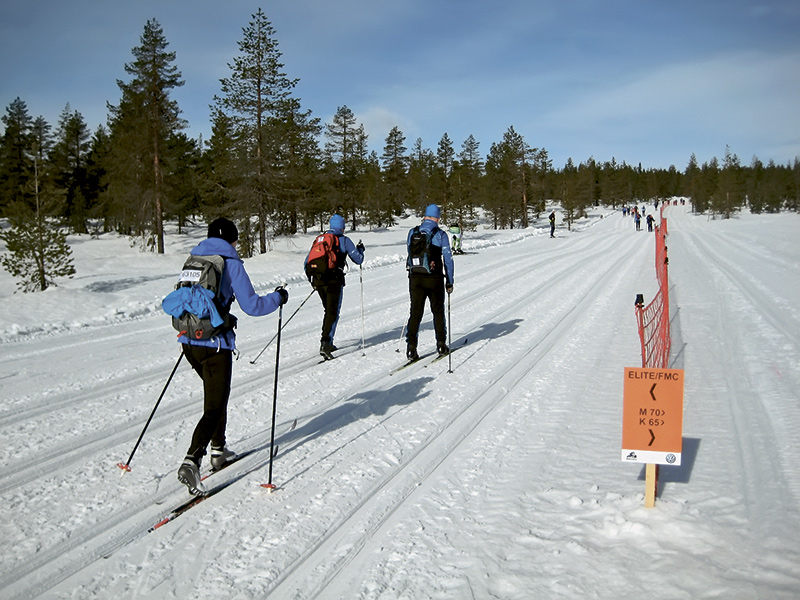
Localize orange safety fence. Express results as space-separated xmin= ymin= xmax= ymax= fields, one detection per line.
xmin=635 ymin=204 xmax=670 ymax=369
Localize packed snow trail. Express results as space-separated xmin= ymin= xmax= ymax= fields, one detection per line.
xmin=265 ymin=220 xmax=647 ymax=598
xmin=1 ymin=207 xmax=799 ymax=599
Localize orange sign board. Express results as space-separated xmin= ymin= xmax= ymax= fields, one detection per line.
xmin=622 ymin=367 xmax=684 ymax=465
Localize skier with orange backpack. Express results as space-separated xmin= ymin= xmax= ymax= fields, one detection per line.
xmin=304 ymin=214 xmax=365 ymax=359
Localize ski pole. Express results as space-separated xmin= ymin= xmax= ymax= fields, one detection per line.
xmin=396 ymin=321 xmax=406 ymax=352
xmin=118 ymin=350 xmax=184 ymax=474
xmin=250 ymin=288 xmax=314 ymax=364
xmin=359 ymin=254 xmax=366 ymax=356
xmin=447 ymin=290 xmax=453 ymax=373
xmin=262 ymin=299 xmax=283 ymax=491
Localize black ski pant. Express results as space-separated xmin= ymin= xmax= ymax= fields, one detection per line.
xmin=182 ymin=343 xmax=233 ymax=465
xmin=316 ymin=281 xmax=344 ymax=345
xmin=406 ymin=275 xmax=446 ymax=349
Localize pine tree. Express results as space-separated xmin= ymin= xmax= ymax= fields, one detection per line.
xmin=361 ymin=150 xmax=386 ymax=229
xmin=0 ymin=98 xmax=34 ymax=214
xmin=407 ymin=138 xmax=435 ymax=209
xmin=267 ymin=97 xmax=322 ymax=235
xmin=684 ymin=154 xmax=700 ymax=211
xmin=434 ymin=133 xmax=455 ymax=216
xmin=107 ymin=19 xmax=185 ymax=253
xmin=0 ymin=146 xmax=75 ymax=292
xmin=452 ymin=134 xmax=483 ymax=229
xmin=697 ymin=157 xmax=720 ymax=214
xmin=214 ymin=8 xmax=298 ymax=254
xmin=715 ymin=146 xmax=744 ymax=218
xmin=485 ymin=126 xmax=534 ymax=228
xmin=164 ymin=132 xmax=202 ymax=233
xmin=380 ymin=126 xmax=407 ymax=225
xmin=51 ymin=104 xmax=92 ymax=233
xmin=324 ymin=105 xmax=368 ymax=228
xmin=559 ymin=158 xmax=580 ymax=230
xmin=85 ymin=125 xmax=110 ymax=233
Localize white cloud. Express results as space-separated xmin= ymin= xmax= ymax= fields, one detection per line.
xmin=534 ymin=50 xmax=800 ymax=166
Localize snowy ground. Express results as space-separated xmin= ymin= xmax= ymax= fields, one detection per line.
xmin=0 ymin=204 xmax=798 ymax=599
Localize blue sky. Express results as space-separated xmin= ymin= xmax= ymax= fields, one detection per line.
xmin=1 ymin=0 xmax=798 ymax=170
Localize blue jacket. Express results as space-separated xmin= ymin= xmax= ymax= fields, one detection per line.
xmin=166 ymin=237 xmax=282 ymax=350
xmin=407 ymin=218 xmax=454 ymax=286
xmin=163 ymin=286 xmax=225 ymax=327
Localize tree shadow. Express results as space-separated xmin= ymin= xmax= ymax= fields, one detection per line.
xmin=85 ymin=275 xmax=173 ymax=293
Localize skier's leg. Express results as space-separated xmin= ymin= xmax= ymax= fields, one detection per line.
xmin=328 ymin=283 xmax=344 ymax=345
xmin=185 ymin=346 xmax=233 ymax=464
xmin=429 ymin=280 xmax=447 ymax=348
xmin=406 ymin=277 xmax=425 ymax=353
xmin=320 ymin=283 xmax=342 ymax=346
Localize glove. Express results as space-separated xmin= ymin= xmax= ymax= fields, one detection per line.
xmin=274 ymin=286 xmax=289 ymax=305
xmin=356 ymin=241 xmax=365 ymax=253
xmin=446 ymin=285 xmax=453 ymax=295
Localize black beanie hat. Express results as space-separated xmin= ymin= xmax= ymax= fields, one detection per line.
xmin=207 ymin=217 xmax=238 ymax=244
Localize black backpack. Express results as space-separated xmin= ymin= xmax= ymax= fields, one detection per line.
xmin=171 ymin=254 xmax=236 ymax=340
xmin=407 ymin=226 xmax=435 ymax=274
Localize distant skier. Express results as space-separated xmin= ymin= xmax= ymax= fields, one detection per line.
xmin=162 ymin=217 xmax=288 ymax=496
xmin=449 ymin=224 xmax=464 ymax=254
xmin=634 ymin=208 xmax=642 ymax=231
xmin=646 ymin=214 xmax=654 ymax=232
xmin=405 ymin=204 xmax=454 ymax=360
xmin=549 ymin=210 xmax=556 ymax=237
xmin=304 ymin=214 xmax=365 ymax=360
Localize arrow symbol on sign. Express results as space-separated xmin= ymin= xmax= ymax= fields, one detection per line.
xmin=650 ymin=383 xmax=657 ymax=401
xmin=648 ymin=429 xmax=656 ymax=446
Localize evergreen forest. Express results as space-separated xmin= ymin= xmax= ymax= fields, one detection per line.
xmin=1 ymin=9 xmax=798 ymax=285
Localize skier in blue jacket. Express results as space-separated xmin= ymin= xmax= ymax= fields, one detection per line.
xmin=406 ymin=204 xmax=454 ymax=360
xmin=165 ymin=217 xmax=288 ymax=496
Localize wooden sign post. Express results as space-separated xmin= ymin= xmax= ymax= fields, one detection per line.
xmin=622 ymin=367 xmax=684 ymax=507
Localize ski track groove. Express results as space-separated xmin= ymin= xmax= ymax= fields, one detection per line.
xmin=673 ymin=215 xmax=800 ymax=511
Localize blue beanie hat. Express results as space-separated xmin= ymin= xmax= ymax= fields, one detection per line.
xmin=424 ymin=204 xmax=441 ymax=218
xmin=329 ymin=214 xmax=345 ymax=234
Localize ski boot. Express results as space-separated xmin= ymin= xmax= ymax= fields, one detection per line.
xmin=210 ymin=445 xmax=237 ymax=470
xmin=177 ymin=459 xmax=206 ymax=496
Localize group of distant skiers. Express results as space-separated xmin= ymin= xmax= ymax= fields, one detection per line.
xmin=622 ymin=205 xmax=656 ymax=232
xmin=164 ymin=205 xmax=459 ymax=496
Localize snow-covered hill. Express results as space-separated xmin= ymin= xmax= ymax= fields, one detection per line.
xmin=1 ymin=205 xmax=798 ymax=599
